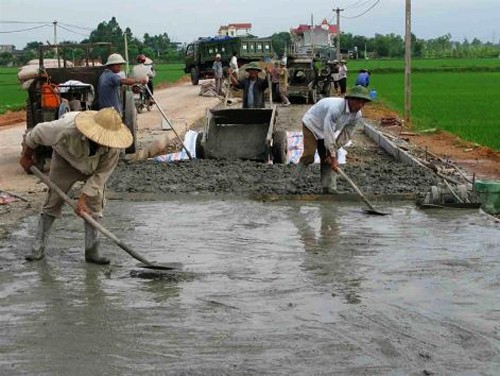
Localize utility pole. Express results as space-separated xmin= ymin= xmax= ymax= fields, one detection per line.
xmin=123 ymin=32 xmax=129 ymax=75
xmin=53 ymin=20 xmax=59 ymax=66
xmin=404 ymin=0 xmax=412 ymax=124
xmin=310 ymin=14 xmax=315 ymax=57
xmin=334 ymin=7 xmax=343 ymax=61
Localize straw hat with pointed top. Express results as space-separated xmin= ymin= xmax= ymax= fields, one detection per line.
xmin=75 ymin=108 xmax=133 ymax=148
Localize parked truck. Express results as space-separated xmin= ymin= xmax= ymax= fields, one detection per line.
xmin=184 ymin=35 xmax=273 ymax=85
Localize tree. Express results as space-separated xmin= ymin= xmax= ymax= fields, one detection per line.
xmin=0 ymin=52 xmax=13 ymax=66
xmin=271 ymin=32 xmax=291 ymax=58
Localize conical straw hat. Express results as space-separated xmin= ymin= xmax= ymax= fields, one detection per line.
xmin=75 ymin=108 xmax=133 ymax=149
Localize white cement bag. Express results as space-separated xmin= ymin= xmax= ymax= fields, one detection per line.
xmin=132 ymin=65 xmax=149 ymax=82
xmin=18 ymin=65 xmax=40 ymax=81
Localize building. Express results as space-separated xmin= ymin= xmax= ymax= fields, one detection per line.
xmin=218 ymin=23 xmax=252 ymax=37
xmin=0 ymin=44 xmax=15 ymax=53
xmin=290 ymin=19 xmax=338 ymax=53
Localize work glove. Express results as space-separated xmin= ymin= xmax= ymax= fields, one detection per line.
xmin=75 ymin=193 xmax=90 ymax=217
xmin=19 ymin=145 xmax=35 ymax=173
xmin=325 ymin=155 xmax=339 ymax=172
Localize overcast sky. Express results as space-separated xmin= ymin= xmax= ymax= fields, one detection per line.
xmin=1 ymin=0 xmax=499 ymax=49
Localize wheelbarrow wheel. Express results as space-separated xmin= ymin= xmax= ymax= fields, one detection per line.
xmin=195 ymin=131 xmax=205 ymax=159
xmin=272 ymin=130 xmax=287 ymax=164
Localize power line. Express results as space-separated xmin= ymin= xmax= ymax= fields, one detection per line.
xmin=57 ymin=24 xmax=90 ymax=38
xmin=58 ymin=22 xmax=93 ymax=32
xmin=342 ymin=0 xmax=381 ymax=19
xmin=346 ymin=0 xmax=376 ymax=10
xmin=0 ymin=24 xmax=49 ymax=34
xmin=0 ymin=20 xmax=50 ymax=24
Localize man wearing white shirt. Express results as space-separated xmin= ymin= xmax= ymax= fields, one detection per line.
xmin=295 ymin=85 xmax=372 ymax=193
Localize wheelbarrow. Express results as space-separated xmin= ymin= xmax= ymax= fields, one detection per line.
xmin=195 ymin=107 xmax=287 ymax=164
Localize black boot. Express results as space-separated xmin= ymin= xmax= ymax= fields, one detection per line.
xmin=84 ymin=220 xmax=110 ymax=265
xmin=26 ymin=213 xmax=55 ymax=261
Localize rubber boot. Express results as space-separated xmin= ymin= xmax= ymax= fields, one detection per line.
xmin=290 ymin=162 xmax=307 ymax=189
xmin=321 ymin=164 xmax=339 ymax=194
xmin=26 ymin=213 xmax=55 ymax=261
xmin=84 ymin=220 xmax=110 ymax=265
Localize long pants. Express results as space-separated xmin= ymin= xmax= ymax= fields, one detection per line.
xmin=214 ymin=77 xmax=223 ymax=96
xmin=278 ymin=85 xmax=290 ymax=104
xmin=338 ymin=77 xmax=347 ymax=95
xmin=42 ymin=151 xmax=105 ymax=218
xmin=299 ymin=124 xmax=333 ymax=166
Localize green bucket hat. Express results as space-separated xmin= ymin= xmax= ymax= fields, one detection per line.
xmin=245 ymin=62 xmax=262 ymax=72
xmin=345 ymin=85 xmax=372 ymax=102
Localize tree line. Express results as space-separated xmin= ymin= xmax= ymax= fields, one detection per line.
xmin=1 ymin=17 xmax=499 ymax=66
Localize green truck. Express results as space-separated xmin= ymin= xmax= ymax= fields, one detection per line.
xmin=184 ymin=36 xmax=273 ymax=85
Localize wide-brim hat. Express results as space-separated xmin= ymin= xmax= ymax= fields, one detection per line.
xmin=345 ymin=85 xmax=372 ymax=102
xmin=105 ymin=53 xmax=127 ymax=66
xmin=245 ymin=62 xmax=262 ymax=72
xmin=75 ymin=108 xmax=133 ymax=148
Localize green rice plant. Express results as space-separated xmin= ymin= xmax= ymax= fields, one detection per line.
xmin=150 ymin=63 xmax=186 ymax=87
xmin=0 ymin=67 xmax=27 ymax=113
xmin=348 ymin=57 xmax=500 ymax=73
xmin=356 ymin=71 xmax=500 ymax=150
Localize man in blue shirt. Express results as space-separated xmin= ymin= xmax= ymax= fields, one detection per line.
xmin=98 ymin=53 xmax=146 ymax=114
xmin=355 ymin=69 xmax=370 ymax=88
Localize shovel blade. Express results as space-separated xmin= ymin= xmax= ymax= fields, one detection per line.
xmin=363 ymin=208 xmax=389 ymax=216
xmin=137 ymin=262 xmax=183 ymax=271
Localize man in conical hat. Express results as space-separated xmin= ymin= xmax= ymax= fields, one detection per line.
xmin=20 ymin=108 xmax=133 ymax=265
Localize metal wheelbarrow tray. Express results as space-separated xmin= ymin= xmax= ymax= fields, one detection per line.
xmin=196 ymin=107 xmax=287 ymax=164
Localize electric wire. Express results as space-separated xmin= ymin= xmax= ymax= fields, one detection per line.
xmin=342 ymin=0 xmax=381 ymax=19
xmin=57 ymin=24 xmax=90 ymax=38
xmin=0 ymin=24 xmax=49 ymax=33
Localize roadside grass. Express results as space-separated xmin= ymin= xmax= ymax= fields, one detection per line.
xmin=356 ymin=71 xmax=500 ymax=151
xmin=347 ymin=57 xmax=500 ymax=72
xmin=0 ymin=63 xmax=187 ymax=114
xmin=153 ymin=63 xmax=186 ymax=85
xmin=0 ymin=67 xmax=27 ymax=113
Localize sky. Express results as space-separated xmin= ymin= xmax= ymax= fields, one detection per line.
xmin=1 ymin=0 xmax=499 ymax=50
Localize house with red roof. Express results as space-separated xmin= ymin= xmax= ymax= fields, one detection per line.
xmin=290 ymin=19 xmax=338 ymax=51
xmin=218 ymin=23 xmax=253 ymax=37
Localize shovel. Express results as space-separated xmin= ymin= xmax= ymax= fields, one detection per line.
xmin=143 ymin=85 xmax=193 ymax=160
xmin=336 ymin=166 xmax=389 ymax=216
xmin=30 ymin=166 xmax=179 ymax=270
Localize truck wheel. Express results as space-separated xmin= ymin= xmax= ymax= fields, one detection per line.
xmin=272 ymin=130 xmax=288 ymax=164
xmin=308 ymin=89 xmax=318 ymax=104
xmin=123 ymin=90 xmax=138 ymax=154
xmin=191 ymin=67 xmax=199 ymax=86
xmin=195 ymin=131 xmax=205 ymax=159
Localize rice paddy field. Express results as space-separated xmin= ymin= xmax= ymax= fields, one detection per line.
xmin=347 ymin=58 xmax=500 ymax=151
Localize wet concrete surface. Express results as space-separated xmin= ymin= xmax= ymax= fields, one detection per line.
xmin=108 ymin=142 xmax=438 ymax=197
xmin=1 ymin=198 xmax=499 ymax=375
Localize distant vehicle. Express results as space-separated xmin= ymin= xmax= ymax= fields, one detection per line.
xmin=184 ymin=35 xmax=273 ymax=85
xmin=24 ymin=43 xmax=138 ymax=171
xmin=286 ymin=55 xmax=319 ymax=104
